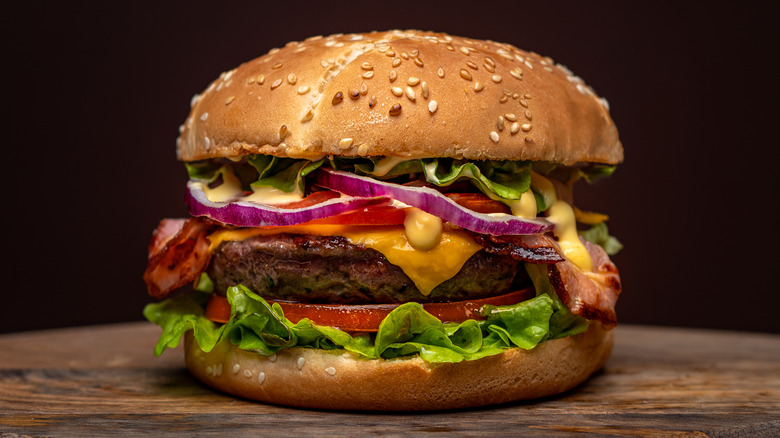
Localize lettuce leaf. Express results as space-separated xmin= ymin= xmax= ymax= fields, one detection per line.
xmin=144 ymin=279 xmax=590 ymax=364
xmin=579 ymin=222 xmax=624 ymax=256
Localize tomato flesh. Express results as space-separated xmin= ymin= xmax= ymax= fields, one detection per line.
xmin=205 ymin=288 xmax=534 ymax=332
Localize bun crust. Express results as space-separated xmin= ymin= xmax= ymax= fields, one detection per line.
xmin=184 ymin=323 xmax=612 ymax=411
xmin=177 ymin=30 xmax=622 ymax=165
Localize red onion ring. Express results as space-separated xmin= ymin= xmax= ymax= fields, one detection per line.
xmin=186 ymin=180 xmax=392 ymax=227
xmin=314 ymin=169 xmax=553 ymax=235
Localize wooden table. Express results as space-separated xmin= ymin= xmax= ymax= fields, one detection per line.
xmin=0 ymin=323 xmax=778 ymax=437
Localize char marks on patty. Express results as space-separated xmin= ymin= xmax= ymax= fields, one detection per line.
xmin=207 ymin=233 xmax=526 ymax=304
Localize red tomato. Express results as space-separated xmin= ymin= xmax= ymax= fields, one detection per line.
xmin=204 ymin=288 xmax=534 ymax=332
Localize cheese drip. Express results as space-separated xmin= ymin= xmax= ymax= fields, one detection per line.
xmin=208 ymin=224 xmax=482 ymax=296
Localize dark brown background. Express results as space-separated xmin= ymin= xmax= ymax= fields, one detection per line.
xmin=3 ymin=1 xmax=777 ymax=334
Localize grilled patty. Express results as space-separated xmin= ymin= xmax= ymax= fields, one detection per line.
xmin=207 ymin=233 xmax=526 ymax=304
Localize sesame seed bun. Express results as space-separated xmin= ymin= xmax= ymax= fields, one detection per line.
xmin=177 ymin=30 xmax=622 ymax=165
xmin=183 ymin=322 xmax=612 ymax=411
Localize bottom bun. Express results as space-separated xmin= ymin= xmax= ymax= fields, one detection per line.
xmin=184 ymin=323 xmax=613 ymax=411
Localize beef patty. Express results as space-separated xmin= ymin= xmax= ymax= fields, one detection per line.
xmin=207 ymin=233 xmax=526 ymax=304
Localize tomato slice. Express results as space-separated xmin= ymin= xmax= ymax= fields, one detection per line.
xmin=204 ymin=288 xmax=534 ymax=332
xmin=276 ymin=190 xmax=340 ymax=209
xmin=304 ymin=205 xmax=408 ymax=226
xmin=445 ymin=193 xmax=510 ymax=214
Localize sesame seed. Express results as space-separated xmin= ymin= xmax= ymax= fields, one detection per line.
xmin=215 ymin=364 xmax=222 ymax=376
xmin=445 ymin=44 xmax=455 ymax=51
xmin=297 ymin=85 xmax=310 ymax=95
xmin=519 ymin=99 xmax=529 ymax=108
xmin=509 ymin=68 xmax=523 ymax=80
xmin=483 ymin=63 xmax=495 ymax=73
xmin=497 ymin=115 xmax=505 ymax=131
xmin=204 ymin=136 xmax=210 ymax=150
xmin=525 ymin=60 xmax=534 ymax=70
xmin=361 ymin=62 xmax=373 ymax=70
xmin=414 ymin=57 xmax=424 ymax=67
xmin=525 ymin=110 xmax=533 ymax=120
xmin=358 ymin=143 xmax=369 ymax=155
xmin=339 ymin=138 xmax=354 ymax=149
xmin=368 ymin=96 xmax=376 ymax=108
xmin=410 ymin=49 xmax=419 ymax=56
xmin=257 ymin=74 xmax=265 ymax=85
xmin=401 ymin=52 xmax=409 ymax=60
xmin=524 ymin=93 xmax=533 ymax=99
xmin=279 ymin=125 xmax=288 ymax=140
xmin=362 ymin=71 xmax=374 ymax=79
xmin=525 ymin=137 xmax=533 ymax=143
xmin=246 ymin=77 xmax=256 ymax=85
xmin=421 ymin=81 xmax=429 ymax=99
xmin=360 ymin=82 xmax=368 ymax=95
xmin=268 ymin=354 xmax=277 ymax=362
xmin=510 ymin=122 xmax=520 ymax=134
xmin=257 ymin=372 xmax=266 ymax=384
xmin=272 ymin=62 xmax=283 ymax=69
xmin=459 ymin=46 xmax=470 ymax=56
xmin=474 ymin=81 xmax=484 ymax=92
xmin=320 ymin=60 xmax=329 ymax=68
xmin=332 ymin=92 xmax=343 ymax=105
xmin=391 ymin=86 xmax=403 ymax=96
xmin=389 ymin=70 xmax=398 ymax=82
xmin=484 ymin=56 xmax=496 ymax=68
xmin=386 ymin=50 xmax=396 ymax=57
xmin=490 ymin=131 xmax=500 ymax=143
xmin=505 ymin=113 xmax=517 ymax=122
xmin=325 ymin=367 xmax=336 ymax=376
xmin=522 ymin=123 xmax=532 ymax=132
xmin=437 ymin=67 xmax=445 ymax=78
xmin=407 ymin=77 xmax=420 ymax=86
xmin=270 ymin=79 xmax=282 ymax=90
xmin=428 ymin=100 xmax=438 ymax=113
xmin=206 ymin=365 xmax=212 ymax=375
xmin=389 ymin=103 xmax=402 ymax=116
xmin=491 ymin=75 xmax=502 ymax=83
xmin=297 ymin=357 xmax=305 ymax=370
xmin=405 ymin=87 xmax=416 ymax=101
xmin=244 ymin=369 xmax=252 ymax=378
xmin=499 ymin=95 xmax=509 ymax=103
xmin=348 ymin=89 xmax=360 ymax=100
xmin=392 ymin=58 xmax=402 ymax=68
xmin=287 ymin=73 xmax=297 ymax=84
xmin=459 ymin=69 xmax=473 ymax=81
xmin=200 ymin=112 xmax=209 ymax=121
xmin=232 ymin=363 xmax=240 ymax=374
xmin=466 ymin=61 xmax=478 ymax=70
xmin=225 ymin=96 xmax=235 ymax=105
xmin=512 ymin=93 xmax=520 ymax=99
xmin=301 ymin=108 xmax=314 ymax=123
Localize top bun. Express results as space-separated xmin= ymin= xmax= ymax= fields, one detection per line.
xmin=177 ymin=30 xmax=622 ymax=165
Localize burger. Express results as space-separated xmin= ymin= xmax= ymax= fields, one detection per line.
xmin=143 ymin=30 xmax=624 ymax=410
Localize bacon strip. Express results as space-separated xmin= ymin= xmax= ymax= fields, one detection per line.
xmin=548 ymin=240 xmax=621 ymax=327
xmin=471 ymin=232 xmax=621 ymax=327
xmin=469 ymin=232 xmax=564 ymax=263
xmin=144 ymin=218 xmax=214 ymax=299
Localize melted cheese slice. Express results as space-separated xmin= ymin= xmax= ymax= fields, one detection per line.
xmin=207 ymin=224 xmax=482 ymax=296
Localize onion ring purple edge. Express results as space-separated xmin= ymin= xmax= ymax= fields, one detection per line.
xmin=186 ymin=181 xmax=392 ymax=227
xmin=314 ymin=169 xmax=553 ymax=235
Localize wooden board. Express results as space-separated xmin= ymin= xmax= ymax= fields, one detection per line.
xmin=0 ymin=323 xmax=778 ymax=437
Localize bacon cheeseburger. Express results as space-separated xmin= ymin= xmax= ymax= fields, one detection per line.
xmin=143 ymin=30 xmax=624 ymax=410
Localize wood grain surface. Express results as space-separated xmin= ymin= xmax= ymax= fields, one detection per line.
xmin=0 ymin=323 xmax=778 ymax=437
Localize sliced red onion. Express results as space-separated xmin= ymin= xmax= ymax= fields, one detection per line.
xmin=314 ymin=169 xmax=553 ymax=235
xmin=186 ymin=180 xmax=391 ymax=227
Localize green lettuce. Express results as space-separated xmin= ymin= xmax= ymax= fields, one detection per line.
xmin=579 ymin=222 xmax=624 ymax=256
xmin=144 ymin=276 xmax=589 ymax=363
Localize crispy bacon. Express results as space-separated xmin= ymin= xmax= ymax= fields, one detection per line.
xmin=469 ymin=232 xmax=565 ymax=263
xmin=144 ymin=218 xmax=215 ymax=299
xmin=548 ymin=240 xmax=621 ymax=327
xmin=470 ymin=231 xmax=620 ymax=327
